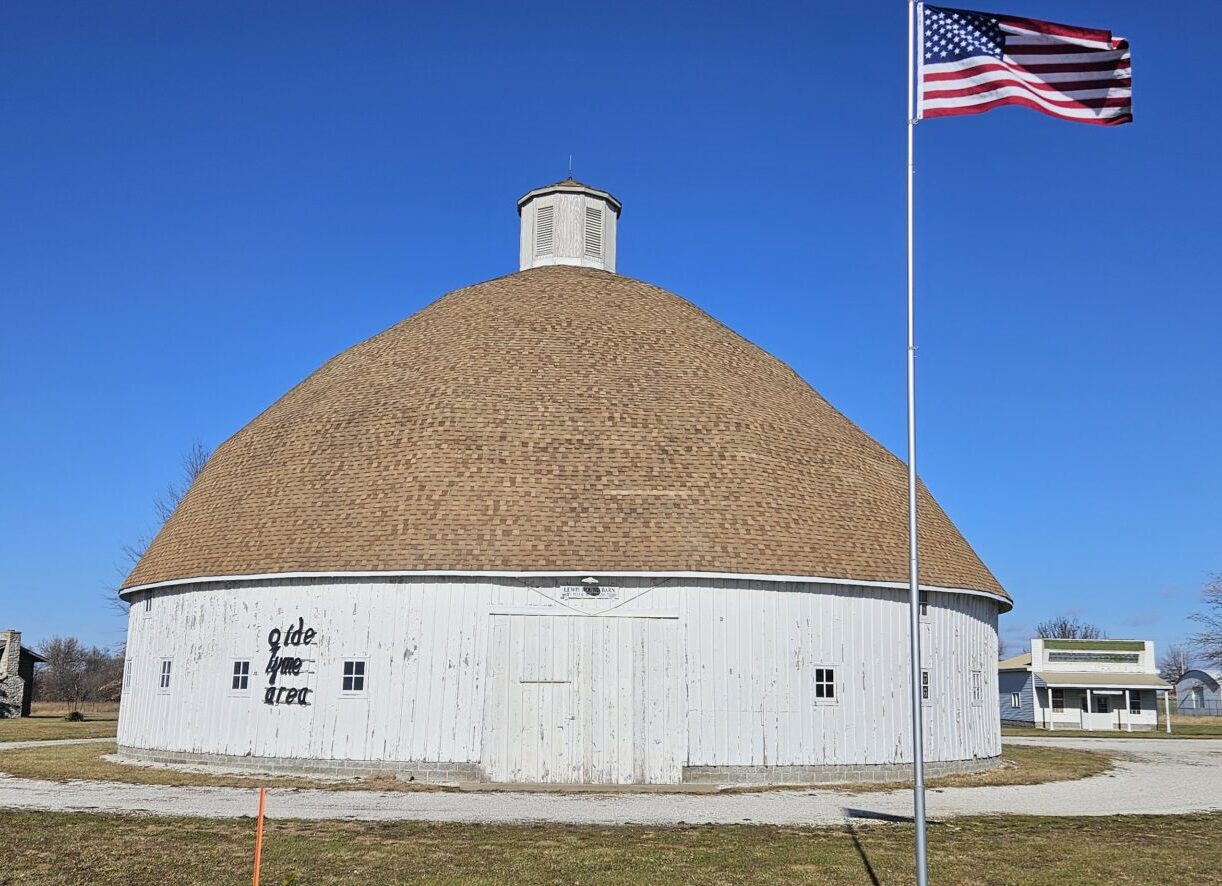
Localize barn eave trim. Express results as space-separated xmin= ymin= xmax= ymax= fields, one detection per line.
xmin=119 ymin=568 xmax=1011 ymax=610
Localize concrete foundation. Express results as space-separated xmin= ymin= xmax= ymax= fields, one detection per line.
xmin=118 ymin=745 xmax=1001 ymax=786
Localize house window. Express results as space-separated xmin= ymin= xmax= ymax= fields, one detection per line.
xmin=921 ymin=669 xmax=931 ymax=703
xmin=971 ymin=670 xmax=983 ymax=704
xmin=231 ymin=660 xmax=251 ymax=692
xmin=814 ymin=667 xmax=836 ymax=701
xmin=342 ymin=660 xmax=366 ymax=694
xmin=1097 ymin=696 xmax=1110 ymax=714
xmin=1051 ymin=688 xmax=1065 ymax=712
xmin=1010 ymin=692 xmax=1021 ymax=709
xmin=1129 ymin=693 xmax=1142 ymax=715
xmin=158 ymin=659 xmax=172 ymax=691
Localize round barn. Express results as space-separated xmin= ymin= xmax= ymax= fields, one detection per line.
xmin=118 ymin=179 xmax=1010 ymax=784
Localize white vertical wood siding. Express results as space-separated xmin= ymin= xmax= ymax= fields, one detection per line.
xmin=119 ymin=577 xmax=1000 ymax=779
xmin=519 ymin=192 xmax=617 ymax=272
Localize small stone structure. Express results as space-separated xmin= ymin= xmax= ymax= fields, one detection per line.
xmin=0 ymin=629 xmax=46 ymax=718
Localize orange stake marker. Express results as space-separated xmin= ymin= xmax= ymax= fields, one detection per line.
xmin=252 ymin=786 xmax=267 ymax=886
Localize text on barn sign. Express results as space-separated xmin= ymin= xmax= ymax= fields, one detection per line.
xmin=265 ymin=617 xmax=315 ymax=706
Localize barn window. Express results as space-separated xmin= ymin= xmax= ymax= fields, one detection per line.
xmin=814 ymin=667 xmax=836 ymax=701
xmin=534 ymin=205 xmax=554 ymax=257
xmin=144 ymin=595 xmax=152 ymax=614
xmin=971 ymin=670 xmax=983 ymax=704
xmin=1129 ymin=692 xmax=1142 ymax=715
xmin=158 ymin=659 xmax=172 ymax=692
xmin=1051 ymin=688 xmax=1065 ymax=712
xmin=584 ymin=205 xmax=603 ymax=257
xmin=342 ymin=660 xmax=367 ymax=694
xmin=921 ymin=669 xmax=931 ymax=703
xmin=231 ymin=660 xmax=251 ymax=692
xmin=1010 ymin=692 xmax=1021 ymax=709
xmin=123 ymin=659 xmax=132 ymax=691
xmin=919 ymin=592 xmax=929 ymax=619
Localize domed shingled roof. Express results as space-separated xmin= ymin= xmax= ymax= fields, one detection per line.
xmin=123 ymin=265 xmax=1005 ymax=600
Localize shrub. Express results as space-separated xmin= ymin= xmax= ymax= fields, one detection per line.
xmin=63 ymin=711 xmax=85 ymax=722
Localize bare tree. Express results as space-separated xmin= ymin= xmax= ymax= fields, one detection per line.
xmin=1034 ymin=615 xmax=1106 ymax=640
xmin=35 ymin=637 xmax=125 ymax=710
xmin=121 ymin=441 xmax=211 ymax=568
xmin=1189 ymin=573 xmax=1222 ymax=669
xmin=111 ymin=441 xmax=210 ymax=614
xmin=1158 ymin=644 xmax=1197 ymax=685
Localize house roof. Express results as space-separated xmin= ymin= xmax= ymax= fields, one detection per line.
xmin=998 ymin=652 xmax=1032 ymax=670
xmin=0 ymin=643 xmax=47 ymax=663
xmin=1177 ymin=669 xmax=1222 ymax=687
xmin=1035 ymin=671 xmax=1169 ymax=689
xmin=517 ymin=178 xmax=622 ymax=214
xmin=122 ymin=265 xmax=1006 ymax=601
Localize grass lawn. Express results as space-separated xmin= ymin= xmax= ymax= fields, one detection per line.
xmin=3 ymin=810 xmax=1220 ymax=884
xmin=1003 ymin=715 xmax=1222 ymax=740
xmin=0 ymin=742 xmax=1113 ymax=793
xmin=0 ymin=714 xmax=118 ymax=743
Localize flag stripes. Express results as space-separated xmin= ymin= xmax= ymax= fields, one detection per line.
xmin=919 ymin=5 xmax=1132 ymax=126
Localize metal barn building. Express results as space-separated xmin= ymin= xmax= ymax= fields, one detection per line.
xmin=117 ymin=179 xmax=1010 ymax=784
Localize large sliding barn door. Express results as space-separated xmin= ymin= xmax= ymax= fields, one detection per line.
xmin=482 ymin=614 xmax=682 ymax=784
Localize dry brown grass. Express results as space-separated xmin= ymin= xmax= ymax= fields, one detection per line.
xmin=0 ymin=742 xmax=452 ymax=791
xmin=2 ymin=809 xmax=1220 ymax=885
xmin=0 ymin=741 xmax=1113 ymax=795
xmin=0 ymin=713 xmax=118 ymax=743
xmin=827 ymin=744 xmax=1114 ymax=793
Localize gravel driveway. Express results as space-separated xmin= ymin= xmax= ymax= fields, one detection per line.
xmin=1 ymin=737 xmax=1219 ymax=826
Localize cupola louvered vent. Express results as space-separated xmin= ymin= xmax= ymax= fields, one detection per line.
xmin=584 ymin=206 xmax=603 ymax=258
xmin=534 ymin=205 xmax=554 ymax=257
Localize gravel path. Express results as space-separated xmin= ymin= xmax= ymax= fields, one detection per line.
xmin=1 ymin=737 xmax=1219 ymax=826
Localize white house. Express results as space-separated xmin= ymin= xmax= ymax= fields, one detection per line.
xmin=1176 ymin=669 xmax=1221 ymax=716
xmin=117 ymin=178 xmax=1011 ymax=785
xmin=999 ymin=638 xmax=1171 ymax=731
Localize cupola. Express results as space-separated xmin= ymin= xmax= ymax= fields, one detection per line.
xmin=517 ymin=178 xmax=622 ymax=272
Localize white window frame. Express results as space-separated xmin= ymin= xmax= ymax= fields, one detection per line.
xmin=970 ymin=670 xmax=983 ymax=705
xmin=157 ymin=658 xmax=172 ymax=693
xmin=123 ymin=659 xmax=132 ymax=691
xmin=230 ymin=659 xmax=252 ymax=695
xmin=921 ymin=669 xmax=931 ymax=704
xmin=1010 ymin=692 xmax=1021 ymax=709
xmin=919 ymin=591 xmax=930 ymax=620
xmin=813 ymin=666 xmax=838 ymax=704
xmin=341 ymin=659 xmax=368 ymax=697
xmin=143 ymin=594 xmax=152 ymax=615
xmin=1129 ymin=692 xmax=1142 ymax=715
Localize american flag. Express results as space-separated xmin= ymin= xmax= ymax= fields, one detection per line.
xmin=919 ymin=5 xmax=1132 ymax=126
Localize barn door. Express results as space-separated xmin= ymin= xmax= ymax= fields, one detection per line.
xmin=482 ymin=614 xmax=682 ymax=784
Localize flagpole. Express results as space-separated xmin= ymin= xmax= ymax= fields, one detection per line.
xmin=906 ymin=2 xmax=929 ymax=886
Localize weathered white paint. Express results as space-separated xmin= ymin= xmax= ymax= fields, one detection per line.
xmin=518 ymin=182 xmax=619 ymax=272
xmin=482 ymin=614 xmax=682 ymax=783
xmin=119 ymin=576 xmax=1001 ymax=783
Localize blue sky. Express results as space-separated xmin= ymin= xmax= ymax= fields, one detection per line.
xmin=1 ymin=2 xmax=1218 ymax=655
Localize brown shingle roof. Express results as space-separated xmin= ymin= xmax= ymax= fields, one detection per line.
xmin=123 ymin=266 xmax=1006 ymax=600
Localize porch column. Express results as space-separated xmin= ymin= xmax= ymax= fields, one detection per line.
xmin=1164 ymin=691 xmax=1172 ymax=734
xmin=1046 ymin=686 xmax=1054 ymax=731
xmin=1084 ymin=688 xmax=1092 ymax=730
xmin=1125 ymin=689 xmax=1132 ymax=732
